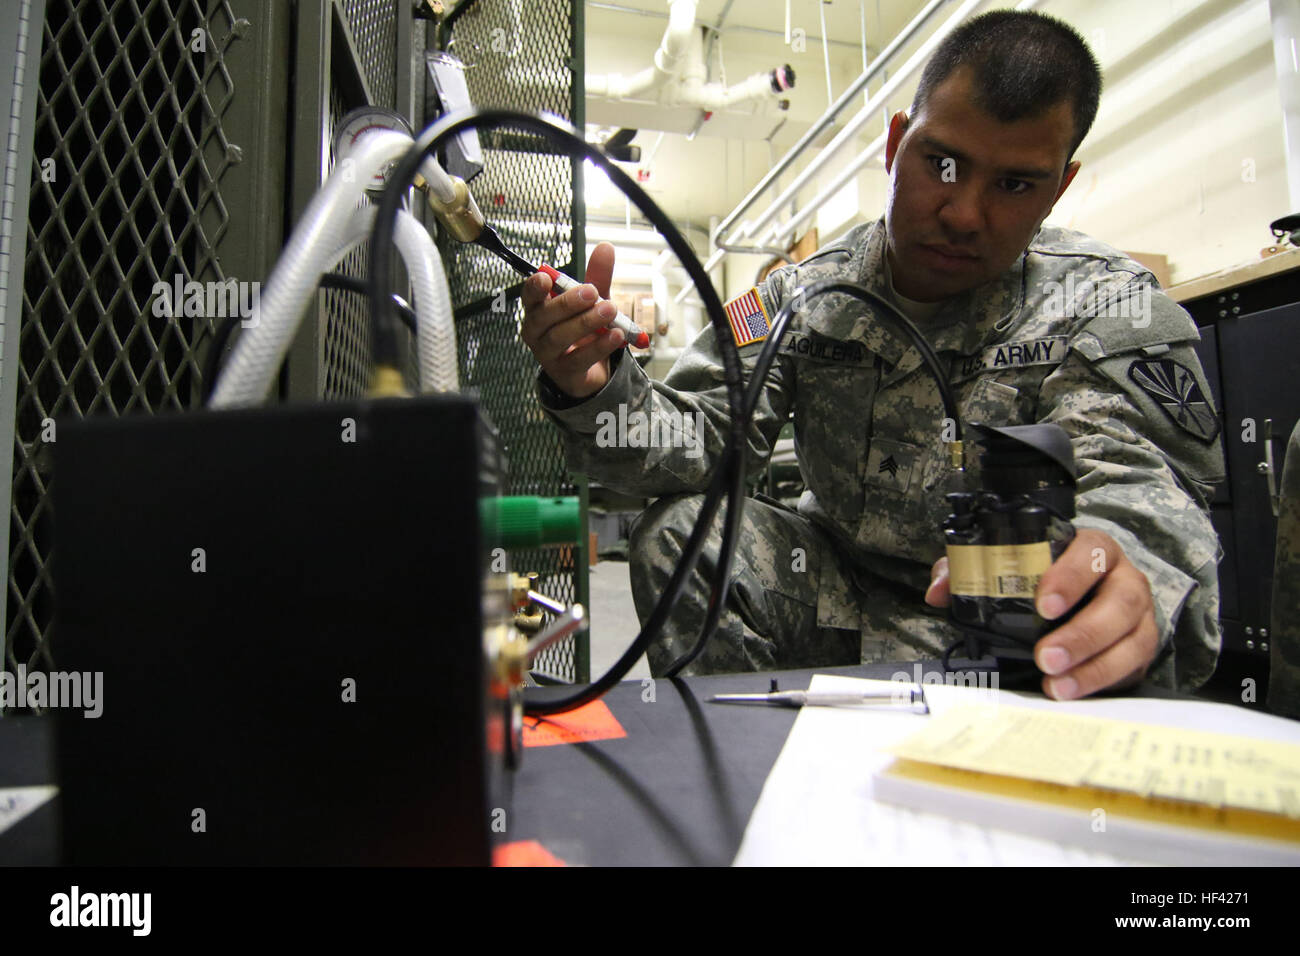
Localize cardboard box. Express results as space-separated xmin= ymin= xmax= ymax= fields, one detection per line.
xmin=634 ymin=297 xmax=656 ymax=335
xmin=1122 ymin=251 xmax=1171 ymax=289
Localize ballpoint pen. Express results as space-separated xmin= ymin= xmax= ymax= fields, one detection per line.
xmin=709 ymin=686 xmax=930 ymax=713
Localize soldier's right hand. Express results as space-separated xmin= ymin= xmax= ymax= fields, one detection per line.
xmin=520 ymin=241 xmax=625 ymax=399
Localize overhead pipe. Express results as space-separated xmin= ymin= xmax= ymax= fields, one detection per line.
xmin=587 ymin=0 xmax=794 ymax=113
xmin=772 ymin=130 xmax=888 ymax=246
xmin=736 ymin=0 xmax=986 ymax=244
xmin=586 ymin=0 xmax=698 ymax=100
xmin=711 ymin=0 xmax=948 ymax=244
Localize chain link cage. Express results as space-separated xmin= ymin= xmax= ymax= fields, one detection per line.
xmin=439 ymin=0 xmax=588 ymax=683
xmin=8 ymin=0 xmax=250 ymax=697
xmin=7 ymin=0 xmax=589 ymax=704
xmin=6 ymin=0 xmax=420 ymax=709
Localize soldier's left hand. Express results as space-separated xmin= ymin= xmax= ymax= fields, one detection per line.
xmin=924 ymin=528 xmax=1160 ymax=700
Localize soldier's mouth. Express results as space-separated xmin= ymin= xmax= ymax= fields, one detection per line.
xmin=920 ymin=243 xmax=980 ymax=267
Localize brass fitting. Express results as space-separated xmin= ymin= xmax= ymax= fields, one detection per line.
xmin=948 ymin=440 xmax=965 ymax=470
xmin=495 ymin=628 xmax=530 ymax=690
xmin=421 ymin=175 xmax=484 ymax=244
xmin=368 ymin=364 xmax=409 ymax=398
xmin=509 ymin=572 xmax=538 ymax=610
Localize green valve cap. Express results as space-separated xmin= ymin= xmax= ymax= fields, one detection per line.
xmin=487 ymin=496 xmax=581 ymax=549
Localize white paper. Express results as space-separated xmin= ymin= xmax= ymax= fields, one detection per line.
xmin=732 ymin=675 xmax=1300 ymax=866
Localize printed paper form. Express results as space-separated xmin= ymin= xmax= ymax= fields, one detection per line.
xmin=732 ymin=675 xmax=1300 ymax=866
xmin=889 ymin=705 xmax=1300 ymax=818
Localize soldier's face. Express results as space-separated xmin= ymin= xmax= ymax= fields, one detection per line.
xmin=883 ymin=66 xmax=1080 ymax=302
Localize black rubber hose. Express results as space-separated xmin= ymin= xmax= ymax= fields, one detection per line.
xmin=661 ymin=279 xmax=963 ymax=676
xmin=365 ymin=110 xmax=744 ymax=717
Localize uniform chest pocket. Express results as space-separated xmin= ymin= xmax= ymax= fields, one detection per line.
xmin=791 ymin=362 xmax=873 ymax=521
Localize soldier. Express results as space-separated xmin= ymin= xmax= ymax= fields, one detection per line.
xmin=521 ymin=10 xmax=1225 ymax=698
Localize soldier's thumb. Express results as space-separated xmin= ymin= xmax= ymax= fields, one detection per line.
xmin=925 ymin=557 xmax=950 ymax=607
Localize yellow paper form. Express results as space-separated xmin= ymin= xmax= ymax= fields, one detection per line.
xmin=889 ymin=704 xmax=1300 ymax=818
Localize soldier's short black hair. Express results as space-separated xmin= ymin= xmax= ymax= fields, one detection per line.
xmin=911 ymin=10 xmax=1102 ymax=161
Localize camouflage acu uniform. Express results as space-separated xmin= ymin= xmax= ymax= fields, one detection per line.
xmin=539 ymin=218 xmax=1226 ymax=689
xmin=1268 ymin=420 xmax=1300 ymax=717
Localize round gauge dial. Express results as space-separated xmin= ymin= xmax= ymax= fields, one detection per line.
xmin=333 ymin=106 xmax=414 ymax=194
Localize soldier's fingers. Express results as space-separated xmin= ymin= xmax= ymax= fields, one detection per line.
xmin=554 ymin=325 xmax=625 ymax=371
xmin=520 ymin=271 xmax=552 ymax=309
xmin=527 ymin=296 xmax=617 ymax=362
xmin=1035 ymin=528 xmax=1122 ymax=622
xmin=586 ymin=242 xmax=616 ymax=299
xmin=1040 ymin=615 xmax=1159 ymax=700
xmin=1034 ymin=559 xmax=1154 ymax=678
xmin=521 ymin=274 xmax=602 ymax=341
xmin=924 ymin=556 xmax=950 ymax=607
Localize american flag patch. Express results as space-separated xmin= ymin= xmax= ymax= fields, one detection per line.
xmin=723 ymin=288 xmax=771 ymax=348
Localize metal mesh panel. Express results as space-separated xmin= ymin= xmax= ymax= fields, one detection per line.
xmin=443 ymin=0 xmax=585 ymax=682
xmin=8 ymin=0 xmax=239 ymax=680
xmin=319 ymin=0 xmax=418 ymax=398
xmin=340 ymin=0 xmax=397 ymax=109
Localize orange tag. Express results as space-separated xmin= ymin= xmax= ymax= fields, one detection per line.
xmin=493 ymin=840 xmax=567 ymax=867
xmin=522 ymin=699 xmax=627 ymax=747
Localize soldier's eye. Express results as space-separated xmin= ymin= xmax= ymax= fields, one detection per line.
xmin=1000 ymin=178 xmax=1032 ymax=195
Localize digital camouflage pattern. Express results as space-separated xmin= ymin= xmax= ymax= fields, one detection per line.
xmin=1268 ymin=420 xmax=1300 ymax=717
xmin=540 ymin=218 xmax=1226 ymax=689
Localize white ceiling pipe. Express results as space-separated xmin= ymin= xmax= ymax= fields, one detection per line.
xmin=713 ymin=0 xmax=948 ymax=243
xmin=589 ymin=1 xmax=792 ymax=115
xmin=739 ymin=0 xmax=987 ymax=243
xmin=671 ymin=25 xmax=794 ymax=111
xmin=587 ymin=226 xmax=676 ymax=249
xmin=759 ymin=0 xmax=1042 ymax=246
xmin=773 ymin=130 xmax=888 ymax=245
xmin=586 ymin=0 xmax=698 ymax=100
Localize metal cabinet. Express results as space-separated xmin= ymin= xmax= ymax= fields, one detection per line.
xmin=1184 ymin=264 xmax=1300 ymax=702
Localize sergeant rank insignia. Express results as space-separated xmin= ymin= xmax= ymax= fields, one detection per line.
xmin=1128 ymin=358 xmax=1221 ymax=443
xmin=723 ymin=287 xmax=771 ymax=347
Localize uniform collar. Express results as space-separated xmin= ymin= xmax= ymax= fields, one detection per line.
xmin=802 ymin=217 xmax=1028 ymax=365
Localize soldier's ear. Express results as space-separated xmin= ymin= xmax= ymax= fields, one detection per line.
xmin=1052 ymin=160 xmax=1082 ymax=206
xmin=884 ymin=112 xmax=910 ymax=174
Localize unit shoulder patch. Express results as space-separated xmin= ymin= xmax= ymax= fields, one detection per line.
xmin=1127 ymin=357 xmax=1221 ymax=443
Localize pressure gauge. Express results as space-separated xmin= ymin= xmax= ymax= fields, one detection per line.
xmin=333 ymin=106 xmax=414 ymax=194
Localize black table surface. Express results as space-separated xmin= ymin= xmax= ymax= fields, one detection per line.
xmin=1 ymin=662 xmax=1186 ymax=866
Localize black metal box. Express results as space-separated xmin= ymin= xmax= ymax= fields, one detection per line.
xmin=52 ymin=395 xmax=503 ymax=864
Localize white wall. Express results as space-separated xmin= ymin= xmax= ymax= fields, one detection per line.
xmin=1047 ymin=0 xmax=1285 ymax=283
